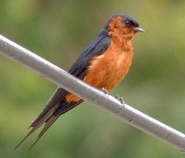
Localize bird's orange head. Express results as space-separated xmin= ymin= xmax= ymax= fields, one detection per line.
xmin=105 ymin=14 xmax=144 ymax=42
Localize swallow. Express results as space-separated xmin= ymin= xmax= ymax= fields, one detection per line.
xmin=15 ymin=14 xmax=144 ymax=150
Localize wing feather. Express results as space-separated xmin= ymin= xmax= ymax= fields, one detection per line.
xmin=16 ymin=29 xmax=111 ymax=149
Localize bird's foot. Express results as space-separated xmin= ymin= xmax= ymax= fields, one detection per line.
xmin=115 ymin=95 xmax=125 ymax=104
xmin=100 ymin=87 xmax=109 ymax=94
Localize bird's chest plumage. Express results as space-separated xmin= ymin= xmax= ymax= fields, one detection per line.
xmin=83 ymin=41 xmax=133 ymax=91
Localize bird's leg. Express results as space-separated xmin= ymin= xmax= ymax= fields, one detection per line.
xmin=100 ymin=87 xmax=109 ymax=94
xmin=100 ymin=88 xmax=124 ymax=104
xmin=115 ymin=95 xmax=125 ymax=104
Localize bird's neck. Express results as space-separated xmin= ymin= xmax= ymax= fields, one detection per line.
xmin=111 ymin=33 xmax=134 ymax=52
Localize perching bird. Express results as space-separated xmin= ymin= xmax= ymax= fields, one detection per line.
xmin=15 ymin=14 xmax=144 ymax=150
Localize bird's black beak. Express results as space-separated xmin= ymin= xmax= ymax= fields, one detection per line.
xmin=133 ymin=27 xmax=144 ymax=32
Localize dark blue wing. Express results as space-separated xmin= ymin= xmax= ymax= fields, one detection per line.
xmin=30 ymin=29 xmax=111 ymax=127
xmin=47 ymin=29 xmax=111 ymax=108
xmin=69 ymin=30 xmax=111 ymax=79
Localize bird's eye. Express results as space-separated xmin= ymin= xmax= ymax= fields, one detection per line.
xmin=124 ymin=20 xmax=132 ymax=26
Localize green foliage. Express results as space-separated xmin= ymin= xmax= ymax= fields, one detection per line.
xmin=0 ymin=0 xmax=185 ymax=157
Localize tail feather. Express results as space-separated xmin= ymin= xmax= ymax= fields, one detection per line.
xmin=30 ymin=88 xmax=68 ymax=127
xmin=15 ymin=99 xmax=83 ymax=150
xmin=14 ymin=103 xmax=59 ymax=150
xmin=29 ymin=105 xmax=58 ymax=128
xmin=15 ymin=114 xmax=59 ymax=150
xmin=29 ymin=115 xmax=59 ymax=150
xmin=14 ymin=125 xmax=41 ymax=149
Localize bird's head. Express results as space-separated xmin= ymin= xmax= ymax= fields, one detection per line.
xmin=105 ymin=14 xmax=144 ymax=41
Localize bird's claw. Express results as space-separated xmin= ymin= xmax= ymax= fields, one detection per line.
xmin=100 ymin=87 xmax=109 ymax=94
xmin=115 ymin=95 xmax=125 ymax=104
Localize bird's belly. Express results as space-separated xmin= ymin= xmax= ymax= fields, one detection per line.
xmin=65 ymin=46 xmax=133 ymax=103
xmin=84 ymin=50 xmax=133 ymax=92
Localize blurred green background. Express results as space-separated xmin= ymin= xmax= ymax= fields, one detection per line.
xmin=0 ymin=0 xmax=185 ymax=158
